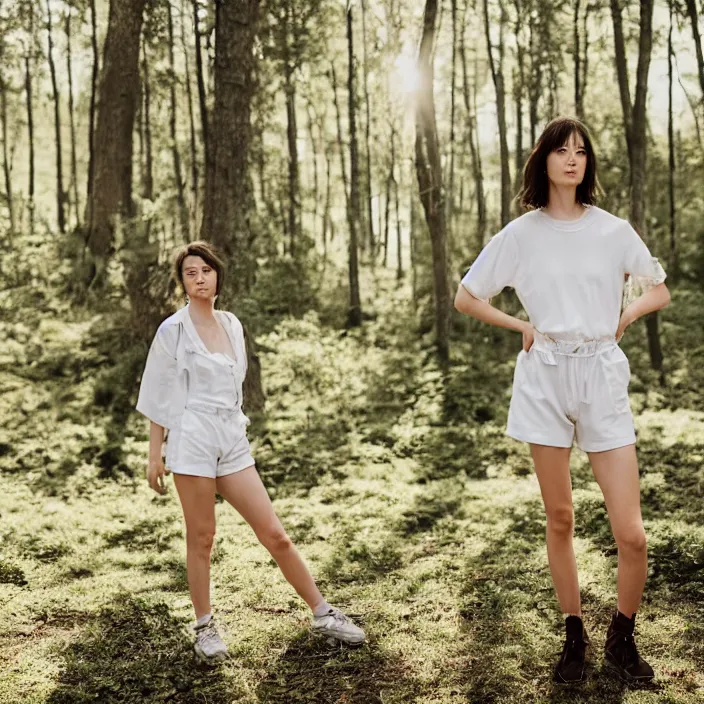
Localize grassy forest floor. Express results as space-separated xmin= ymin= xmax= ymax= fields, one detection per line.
xmin=0 ymin=273 xmax=703 ymax=704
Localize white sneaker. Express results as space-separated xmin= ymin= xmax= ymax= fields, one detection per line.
xmin=311 ymin=607 xmax=366 ymax=645
xmin=194 ymin=617 xmax=228 ymax=663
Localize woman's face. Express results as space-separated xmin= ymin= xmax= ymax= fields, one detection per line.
xmin=546 ymin=131 xmax=587 ymax=189
xmin=182 ymin=255 xmax=218 ymax=301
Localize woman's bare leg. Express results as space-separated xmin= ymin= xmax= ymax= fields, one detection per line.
xmin=173 ymin=474 xmax=217 ymax=619
xmin=530 ymin=444 xmax=581 ymax=615
xmin=216 ymin=467 xmax=324 ymax=610
xmin=587 ymin=444 xmax=647 ymax=616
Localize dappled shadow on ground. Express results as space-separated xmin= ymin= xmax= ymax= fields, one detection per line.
xmin=447 ymin=504 xmax=675 ymax=703
xmin=46 ymin=595 xmax=244 ymax=704
xmin=255 ymin=630 xmax=419 ymax=704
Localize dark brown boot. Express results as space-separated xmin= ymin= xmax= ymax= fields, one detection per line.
xmin=553 ymin=615 xmax=590 ymax=684
xmin=604 ymin=611 xmax=654 ymax=682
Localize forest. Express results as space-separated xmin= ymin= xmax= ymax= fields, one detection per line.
xmin=0 ymin=0 xmax=702 ymax=702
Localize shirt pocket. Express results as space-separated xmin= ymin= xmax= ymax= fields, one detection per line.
xmin=600 ymin=346 xmax=631 ymax=414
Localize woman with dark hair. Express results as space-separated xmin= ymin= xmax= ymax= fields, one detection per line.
xmin=137 ymin=241 xmax=365 ymax=663
xmin=455 ymin=118 xmax=670 ymax=684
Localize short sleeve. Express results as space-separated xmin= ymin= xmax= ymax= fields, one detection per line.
xmin=622 ymin=223 xmax=667 ymax=307
xmin=460 ymin=227 xmax=519 ymax=302
xmin=135 ymin=327 xmax=178 ymax=429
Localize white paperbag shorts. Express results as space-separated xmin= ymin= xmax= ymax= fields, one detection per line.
xmin=506 ymin=333 xmax=637 ymax=453
xmin=165 ymin=404 xmax=255 ymax=478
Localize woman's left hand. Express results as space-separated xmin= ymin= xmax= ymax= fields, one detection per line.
xmin=616 ymin=310 xmax=634 ymax=342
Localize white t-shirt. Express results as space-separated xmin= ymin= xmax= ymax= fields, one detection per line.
xmin=460 ymin=206 xmax=667 ymax=340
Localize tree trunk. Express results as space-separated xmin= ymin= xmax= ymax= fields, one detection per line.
xmin=361 ymin=0 xmax=375 ymax=256
xmin=384 ymin=165 xmax=391 ymax=267
xmin=346 ymin=4 xmax=362 ymax=327
xmin=193 ymin=0 xmax=209 ymax=168
xmin=141 ymin=42 xmax=154 ymax=203
xmin=306 ymin=101 xmax=319 ymax=243
xmin=66 ymin=10 xmax=80 ymax=228
xmin=181 ymin=0 xmax=199 ymax=238
xmin=668 ymin=0 xmax=677 ymax=282
xmin=283 ymin=34 xmax=299 ymax=255
xmin=167 ymin=1 xmax=188 ymax=239
xmin=86 ymin=0 xmax=99 ymax=228
xmin=201 ymin=0 xmax=263 ymax=411
xmin=484 ymin=0 xmax=510 ymax=227
xmin=685 ymin=0 xmax=704 ymax=100
xmin=84 ymin=0 xmax=146 ymax=285
xmin=415 ymin=0 xmax=450 ymax=364
xmin=610 ymin=0 xmax=663 ymax=377
xmin=574 ymin=0 xmax=583 ymax=120
xmin=46 ymin=0 xmax=65 ymax=234
xmin=528 ymin=10 xmax=541 ymax=146
xmin=461 ymin=4 xmax=485 ymax=244
xmin=331 ymin=62 xmax=350 ymax=217
xmin=322 ymin=139 xmax=332 ymax=259
xmin=0 ymin=76 xmax=14 ymax=237
xmin=392 ymin=127 xmax=402 ymax=280
xmin=447 ymin=0 xmax=457 ymax=244
xmin=513 ymin=0 xmax=525 ymax=201
xmin=24 ymin=9 xmax=35 ymax=236
xmin=410 ymin=174 xmax=417 ymax=307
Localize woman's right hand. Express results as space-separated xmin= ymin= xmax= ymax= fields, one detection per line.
xmin=521 ymin=322 xmax=535 ymax=352
xmin=147 ymin=459 xmax=170 ymax=495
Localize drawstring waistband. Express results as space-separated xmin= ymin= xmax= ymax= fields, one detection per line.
xmin=531 ymin=330 xmax=617 ymax=366
xmin=186 ymin=401 xmax=239 ymax=415
xmin=528 ymin=330 xmax=620 ymax=407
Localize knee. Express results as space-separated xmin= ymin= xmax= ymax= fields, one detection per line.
xmin=616 ymin=525 xmax=647 ymax=555
xmin=258 ymin=524 xmax=292 ymax=555
xmin=546 ymin=506 xmax=574 ymax=537
xmin=187 ymin=527 xmax=215 ymax=554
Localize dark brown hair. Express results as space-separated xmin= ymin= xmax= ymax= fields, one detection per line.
xmin=173 ymin=240 xmax=226 ymax=296
xmin=517 ymin=116 xmax=602 ymax=210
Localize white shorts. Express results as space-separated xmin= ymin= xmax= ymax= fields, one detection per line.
xmin=506 ymin=333 xmax=637 ymax=453
xmin=165 ymin=406 xmax=255 ymax=478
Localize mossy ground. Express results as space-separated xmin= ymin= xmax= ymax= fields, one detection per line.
xmin=1 ymin=278 xmax=702 ymax=703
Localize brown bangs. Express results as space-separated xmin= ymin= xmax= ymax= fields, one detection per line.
xmin=516 ymin=116 xmax=602 ymax=210
xmin=173 ymin=240 xmax=226 ymax=296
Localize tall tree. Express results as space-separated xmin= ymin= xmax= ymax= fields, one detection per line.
xmin=66 ymin=5 xmax=80 ymax=227
xmin=84 ymin=0 xmax=147 ymax=285
xmin=610 ymin=0 xmax=663 ymax=376
xmin=140 ymin=41 xmax=154 ymax=204
xmin=181 ymin=0 xmax=199 ymax=237
xmin=22 ymin=1 xmax=35 ymax=235
xmin=361 ymin=0 xmax=375 ymax=255
xmin=0 ymin=73 xmax=14 ymax=238
xmin=86 ymin=0 xmax=99 ymax=226
xmin=201 ymin=0 xmax=263 ymax=410
xmin=166 ymin=1 xmax=188 ymax=239
xmin=460 ymin=2 xmax=486 ymax=247
xmin=668 ymin=0 xmax=677 ymax=281
xmin=574 ymin=0 xmax=583 ymax=120
xmin=346 ymin=2 xmax=362 ymax=327
xmin=684 ymin=0 xmax=704 ymax=103
xmin=483 ymin=0 xmax=511 ymax=226
xmin=446 ymin=0 xmax=458 ymax=239
xmin=45 ymin=0 xmax=66 ymax=233
xmin=193 ymin=0 xmax=209 ymax=166
xmin=415 ymin=0 xmax=450 ymax=364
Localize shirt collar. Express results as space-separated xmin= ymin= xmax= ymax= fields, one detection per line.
xmin=179 ymin=303 xmax=238 ymax=360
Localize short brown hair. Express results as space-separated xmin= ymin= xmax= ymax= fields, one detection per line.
xmin=173 ymin=240 xmax=226 ymax=296
xmin=517 ymin=116 xmax=602 ymax=210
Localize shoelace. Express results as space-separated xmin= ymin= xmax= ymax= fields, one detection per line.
xmin=197 ymin=621 xmax=222 ymax=649
xmin=320 ymin=608 xmax=351 ymax=629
